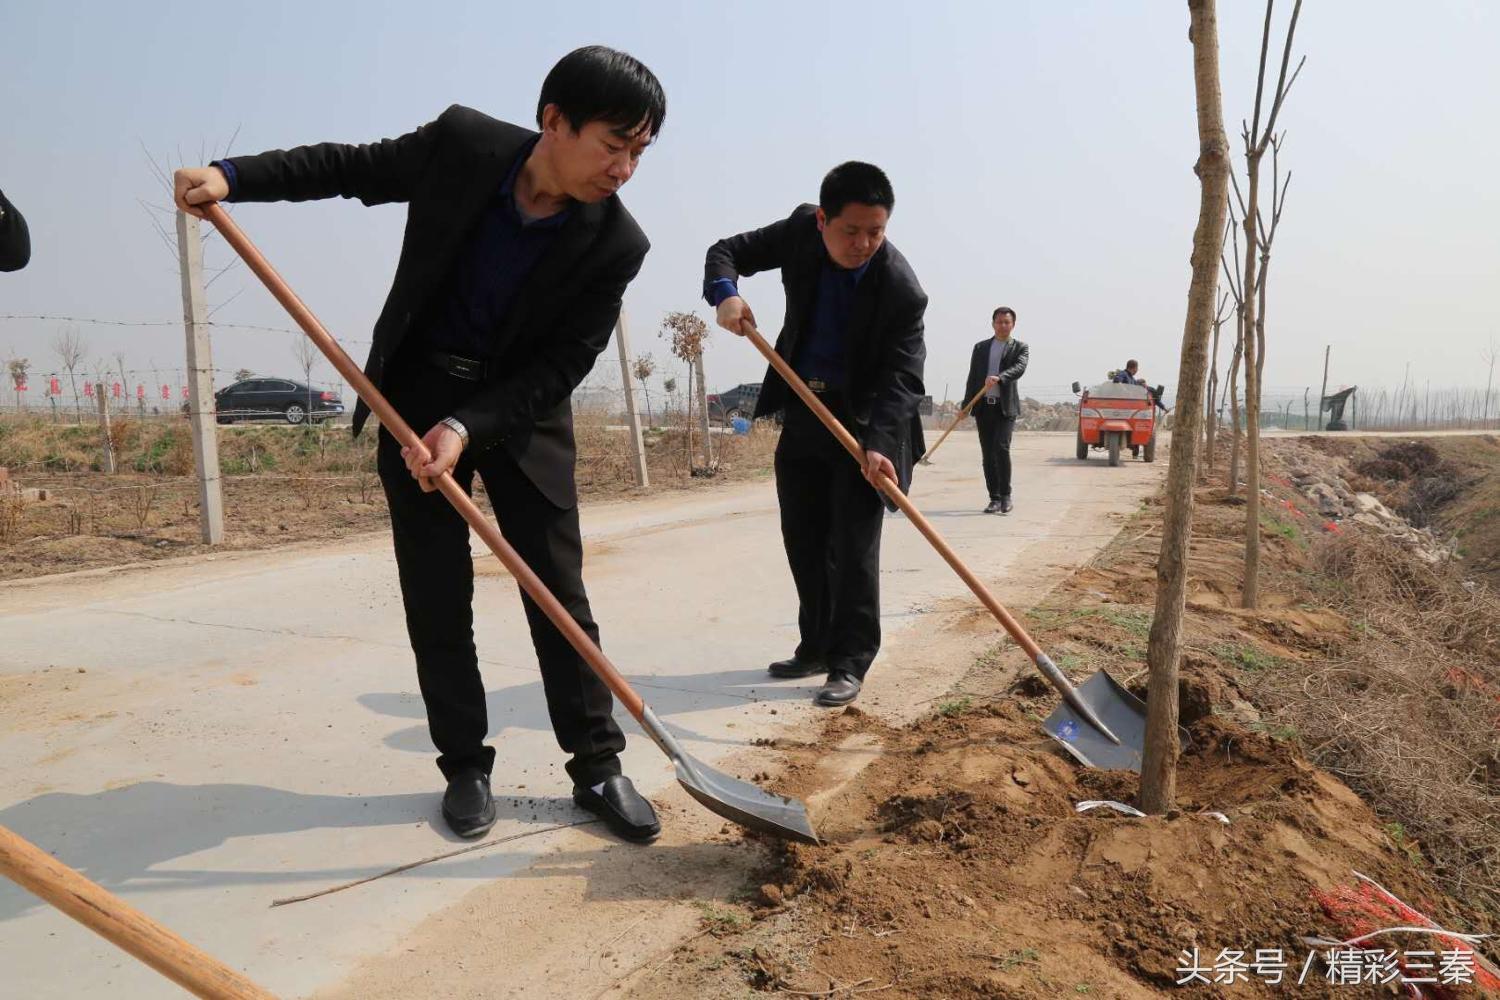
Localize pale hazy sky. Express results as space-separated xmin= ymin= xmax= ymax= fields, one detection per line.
xmin=1 ymin=1 xmax=1495 ymax=408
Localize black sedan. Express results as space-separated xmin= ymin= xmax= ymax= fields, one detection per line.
xmin=213 ymin=377 xmax=345 ymax=425
xmin=706 ymin=382 xmax=761 ymax=425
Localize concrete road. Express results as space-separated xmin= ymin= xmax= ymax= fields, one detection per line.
xmin=0 ymin=433 xmax=1164 ymax=998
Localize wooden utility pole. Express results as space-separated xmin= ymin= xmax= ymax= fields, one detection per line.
xmin=1140 ymin=0 xmax=1231 ymax=815
xmin=612 ymin=309 xmax=650 ymax=488
xmin=95 ymin=383 xmax=116 ymax=474
xmin=1318 ymin=344 xmax=1330 ymax=431
xmin=176 ymin=210 xmax=225 ymax=544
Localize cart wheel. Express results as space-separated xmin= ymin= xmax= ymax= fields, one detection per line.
xmin=1107 ymin=432 xmax=1122 ymax=467
xmin=1076 ymin=428 xmax=1088 ymax=461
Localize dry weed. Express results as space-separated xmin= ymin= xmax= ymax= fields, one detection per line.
xmin=1252 ymin=532 xmax=1500 ymax=917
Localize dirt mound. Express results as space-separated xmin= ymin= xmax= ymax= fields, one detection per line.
xmin=623 ymin=444 xmax=1499 ymax=999
xmin=634 ymin=691 xmax=1472 ymax=998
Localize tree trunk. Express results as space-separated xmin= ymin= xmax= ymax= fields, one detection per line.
xmin=694 ymin=353 xmax=714 ymax=470
xmin=1227 ymin=315 xmax=1243 ymax=489
xmin=683 ymin=363 xmax=695 ymax=470
xmin=1201 ymin=316 xmax=1222 ymax=479
xmin=1240 ymin=158 xmax=1263 ymax=609
xmin=1141 ymin=0 xmax=1230 ymax=815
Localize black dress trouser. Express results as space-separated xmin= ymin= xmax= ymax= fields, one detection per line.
xmin=774 ymin=392 xmax=886 ymax=680
xmin=976 ymin=402 xmax=1017 ymax=501
xmin=376 ymin=362 xmax=624 ymax=787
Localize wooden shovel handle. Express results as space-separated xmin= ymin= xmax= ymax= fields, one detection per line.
xmin=200 ymin=204 xmax=647 ymax=722
xmin=922 ymin=384 xmax=990 ymax=463
xmin=0 ymin=824 xmax=277 ymax=999
xmin=741 ymin=325 xmax=1044 ymax=662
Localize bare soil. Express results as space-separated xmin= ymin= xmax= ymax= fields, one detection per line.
xmin=614 ymin=445 xmax=1499 ymax=999
xmin=0 ymin=415 xmax=778 ymax=581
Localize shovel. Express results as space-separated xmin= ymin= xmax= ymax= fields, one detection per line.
xmin=202 ymin=203 xmax=818 ymax=844
xmin=918 ymin=383 xmax=988 ymax=465
xmin=741 ymin=324 xmax=1164 ymax=771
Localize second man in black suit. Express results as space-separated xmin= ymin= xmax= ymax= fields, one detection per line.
xmin=964 ymin=307 xmax=1029 ymax=514
xmin=704 ymin=163 xmax=927 ymax=708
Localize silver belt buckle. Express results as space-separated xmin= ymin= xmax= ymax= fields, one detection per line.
xmin=807 ymin=378 xmax=828 ymax=392
xmin=448 ymin=354 xmax=484 ymax=381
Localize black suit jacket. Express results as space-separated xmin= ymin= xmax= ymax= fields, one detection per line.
xmin=225 ymin=105 xmax=649 ymax=508
xmin=0 ymin=188 xmax=30 ymax=272
xmin=965 ymin=337 xmax=1029 ymax=418
xmin=703 ymin=205 xmax=928 ymax=484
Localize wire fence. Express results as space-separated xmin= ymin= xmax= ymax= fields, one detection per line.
xmin=9 ymin=312 xmax=1495 ymax=434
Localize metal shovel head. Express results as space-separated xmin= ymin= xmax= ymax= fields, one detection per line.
xmin=639 ymin=705 xmax=819 ymax=844
xmin=1043 ymin=669 xmax=1158 ymax=772
xmin=674 ymin=756 xmax=820 ymax=845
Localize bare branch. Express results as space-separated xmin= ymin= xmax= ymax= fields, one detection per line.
xmin=137 ymin=138 xmax=173 ymax=192
xmin=137 ymin=199 xmax=180 ymax=263
xmin=1222 ymin=203 xmax=1245 ymax=304
xmin=202 ymin=257 xmax=241 ymax=289
xmin=1258 ymin=1 xmax=1305 ymax=152
xmin=1249 ymin=0 xmax=1277 ymax=145
xmin=1229 ymin=169 xmax=1249 ymax=218
xmin=206 ymin=287 xmax=244 ymax=319
xmin=1215 ymin=290 xmax=1233 ymax=325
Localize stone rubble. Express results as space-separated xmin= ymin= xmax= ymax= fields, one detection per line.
xmin=1275 ymin=444 xmax=1456 ymax=565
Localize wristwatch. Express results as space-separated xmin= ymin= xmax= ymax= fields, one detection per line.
xmin=440 ymin=416 xmax=469 ymax=448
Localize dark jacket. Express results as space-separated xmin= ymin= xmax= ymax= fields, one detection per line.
xmin=965 ymin=337 xmax=1029 ymax=418
xmin=0 ymin=188 xmax=30 ymax=272
xmin=224 ymin=105 xmax=649 ymax=509
xmin=703 ymin=204 xmax=928 ymax=483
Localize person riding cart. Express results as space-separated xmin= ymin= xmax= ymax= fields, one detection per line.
xmin=1111 ymin=360 xmax=1169 ymax=414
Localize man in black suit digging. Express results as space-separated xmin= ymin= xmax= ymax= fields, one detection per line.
xmin=174 ymin=46 xmax=666 ymax=844
xmin=704 ymin=163 xmax=927 ymax=708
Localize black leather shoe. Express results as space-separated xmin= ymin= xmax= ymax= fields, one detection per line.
xmin=442 ymin=767 xmax=496 ymax=839
xmin=573 ymin=775 xmax=661 ymax=843
xmin=1000 ymin=496 xmax=1014 ymax=514
xmin=814 ymin=671 xmax=862 ymax=707
xmin=768 ymin=656 xmax=826 ymax=679
xmin=983 ymin=500 xmax=1003 ymax=514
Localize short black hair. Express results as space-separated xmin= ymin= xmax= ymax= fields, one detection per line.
xmin=819 ymin=162 xmax=894 ymax=220
xmin=1126 ymin=359 xmax=1139 ymax=370
xmin=537 ymin=46 xmax=666 ymax=140
xmin=992 ymin=307 xmax=1017 ymax=322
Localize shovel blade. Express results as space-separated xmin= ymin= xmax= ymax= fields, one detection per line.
xmin=1042 ymin=670 xmax=1160 ymax=772
xmin=673 ymin=756 xmax=820 ymax=845
xmin=638 ymin=705 xmax=820 ymax=844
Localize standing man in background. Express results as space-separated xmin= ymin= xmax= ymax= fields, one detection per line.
xmin=964 ymin=307 xmax=1028 ymax=514
xmin=705 ymin=162 xmax=927 ymax=708
xmin=172 ymin=46 xmax=667 ymax=845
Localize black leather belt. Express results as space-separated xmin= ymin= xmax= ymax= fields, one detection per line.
xmin=426 ymin=351 xmax=490 ymax=382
